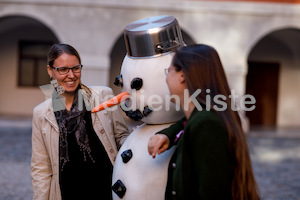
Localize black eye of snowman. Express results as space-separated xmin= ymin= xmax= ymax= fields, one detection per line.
xmin=130 ymin=77 xmax=143 ymax=90
xmin=114 ymin=75 xmax=123 ymax=87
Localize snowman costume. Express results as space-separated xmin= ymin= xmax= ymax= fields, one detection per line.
xmin=111 ymin=16 xmax=185 ymax=200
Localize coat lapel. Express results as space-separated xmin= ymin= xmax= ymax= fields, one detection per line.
xmin=44 ymin=99 xmax=59 ymax=133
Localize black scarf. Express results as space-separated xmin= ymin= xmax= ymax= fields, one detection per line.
xmin=53 ymin=88 xmax=94 ymax=171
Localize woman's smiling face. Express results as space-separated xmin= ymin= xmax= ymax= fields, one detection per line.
xmin=47 ymin=53 xmax=81 ymax=95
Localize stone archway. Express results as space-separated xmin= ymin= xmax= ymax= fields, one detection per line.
xmin=0 ymin=15 xmax=59 ymax=116
xmin=246 ymin=28 xmax=300 ymax=128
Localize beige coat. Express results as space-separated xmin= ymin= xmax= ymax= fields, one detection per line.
xmin=31 ymin=86 xmax=129 ymax=200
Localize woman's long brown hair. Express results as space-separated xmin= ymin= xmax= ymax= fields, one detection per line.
xmin=172 ymin=44 xmax=260 ymax=200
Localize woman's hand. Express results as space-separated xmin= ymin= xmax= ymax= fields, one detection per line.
xmin=148 ymin=134 xmax=170 ymax=158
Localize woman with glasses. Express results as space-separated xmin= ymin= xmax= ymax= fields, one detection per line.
xmin=148 ymin=44 xmax=260 ymax=200
xmin=31 ymin=43 xmax=129 ymax=200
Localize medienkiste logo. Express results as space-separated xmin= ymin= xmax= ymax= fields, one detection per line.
xmin=39 ymin=82 xmax=256 ymax=113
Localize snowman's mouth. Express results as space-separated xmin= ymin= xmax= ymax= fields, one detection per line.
xmin=121 ymin=105 xmax=152 ymax=121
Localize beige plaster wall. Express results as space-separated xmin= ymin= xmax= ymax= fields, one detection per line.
xmin=0 ymin=0 xmax=299 ymax=127
xmin=0 ymin=33 xmax=45 ymax=116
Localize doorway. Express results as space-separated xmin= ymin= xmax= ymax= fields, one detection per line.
xmin=246 ymin=61 xmax=280 ymax=126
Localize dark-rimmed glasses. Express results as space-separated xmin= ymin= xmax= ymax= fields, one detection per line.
xmin=51 ymin=64 xmax=83 ymax=75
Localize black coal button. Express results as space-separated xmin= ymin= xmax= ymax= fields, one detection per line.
xmin=121 ymin=149 xmax=133 ymax=163
xmin=112 ymin=179 xmax=126 ymax=198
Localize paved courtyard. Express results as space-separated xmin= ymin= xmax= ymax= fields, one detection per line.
xmin=0 ymin=117 xmax=299 ymax=200
xmin=248 ymin=128 xmax=300 ymax=200
xmin=0 ymin=117 xmax=32 ymax=200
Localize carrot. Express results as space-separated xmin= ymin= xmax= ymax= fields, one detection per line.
xmin=91 ymin=91 xmax=130 ymax=113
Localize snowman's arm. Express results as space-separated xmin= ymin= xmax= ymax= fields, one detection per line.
xmin=158 ymin=117 xmax=186 ymax=148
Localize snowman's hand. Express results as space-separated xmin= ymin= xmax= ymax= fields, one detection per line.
xmin=148 ymin=134 xmax=170 ymax=158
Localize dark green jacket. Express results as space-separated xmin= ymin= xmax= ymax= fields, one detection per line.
xmin=160 ymin=108 xmax=233 ymax=200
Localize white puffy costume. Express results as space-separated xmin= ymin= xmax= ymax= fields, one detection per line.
xmin=106 ymin=16 xmax=185 ymax=200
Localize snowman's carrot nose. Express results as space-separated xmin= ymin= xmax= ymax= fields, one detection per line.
xmin=91 ymin=91 xmax=130 ymax=113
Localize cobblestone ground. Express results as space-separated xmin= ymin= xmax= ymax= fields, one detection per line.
xmin=247 ymin=129 xmax=300 ymax=200
xmin=0 ymin=118 xmax=32 ymax=200
xmin=0 ymin=118 xmax=299 ymax=200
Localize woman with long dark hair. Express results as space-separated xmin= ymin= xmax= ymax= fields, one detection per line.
xmin=148 ymin=44 xmax=260 ymax=200
xmin=31 ymin=43 xmax=129 ymax=200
